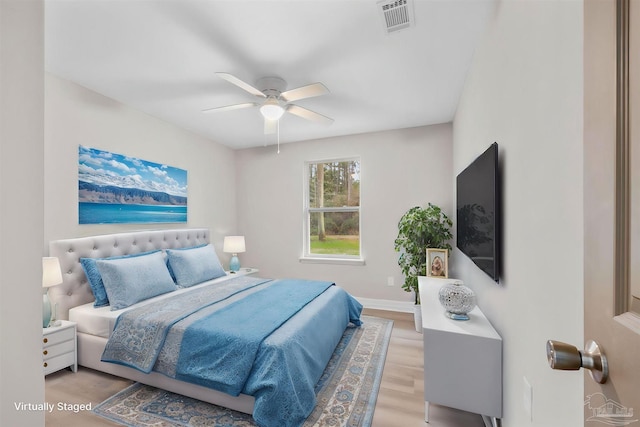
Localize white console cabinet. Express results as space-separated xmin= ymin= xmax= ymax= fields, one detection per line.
xmin=418 ymin=276 xmax=502 ymax=426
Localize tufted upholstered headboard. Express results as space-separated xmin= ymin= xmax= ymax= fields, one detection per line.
xmin=48 ymin=228 xmax=210 ymax=320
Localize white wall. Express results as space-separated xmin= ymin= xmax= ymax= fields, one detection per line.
xmin=0 ymin=1 xmax=46 ymax=426
xmin=44 ymin=75 xmax=238 ymax=259
xmin=452 ymin=1 xmax=583 ymax=426
xmin=235 ymin=124 xmax=453 ymax=304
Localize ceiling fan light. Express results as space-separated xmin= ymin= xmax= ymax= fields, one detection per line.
xmin=260 ymin=98 xmax=284 ymax=120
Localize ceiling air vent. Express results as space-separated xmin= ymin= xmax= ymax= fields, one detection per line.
xmin=378 ymin=0 xmax=413 ymax=34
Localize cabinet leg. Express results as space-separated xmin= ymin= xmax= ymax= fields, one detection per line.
xmin=482 ymin=415 xmax=500 ymax=427
xmin=425 ymin=401 xmax=429 ymax=423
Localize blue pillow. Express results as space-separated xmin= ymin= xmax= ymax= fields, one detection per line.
xmin=164 ymin=243 xmax=207 ymax=282
xmin=95 ymin=251 xmax=177 ymax=311
xmin=80 ymin=250 xmax=159 ymax=307
xmin=166 ymin=244 xmax=226 ymax=288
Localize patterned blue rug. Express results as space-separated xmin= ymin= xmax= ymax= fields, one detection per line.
xmin=94 ymin=315 xmax=393 ymax=427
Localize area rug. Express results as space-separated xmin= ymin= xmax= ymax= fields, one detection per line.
xmin=94 ymin=315 xmax=393 ymax=427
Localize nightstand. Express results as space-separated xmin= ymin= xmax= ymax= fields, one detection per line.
xmin=43 ymin=320 xmax=77 ymax=376
xmin=227 ymin=268 xmax=259 ymax=277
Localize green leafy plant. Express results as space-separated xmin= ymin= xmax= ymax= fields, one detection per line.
xmin=394 ymin=203 xmax=453 ymax=304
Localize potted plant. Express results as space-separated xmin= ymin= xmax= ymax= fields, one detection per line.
xmin=394 ymin=203 xmax=453 ymax=331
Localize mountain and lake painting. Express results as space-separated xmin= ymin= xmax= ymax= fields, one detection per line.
xmin=79 ymin=146 xmax=188 ymax=224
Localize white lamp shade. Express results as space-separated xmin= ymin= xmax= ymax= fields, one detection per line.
xmin=223 ymin=236 xmax=246 ymax=254
xmin=42 ymin=257 xmax=63 ymax=288
xmin=260 ymin=98 xmax=284 ymax=120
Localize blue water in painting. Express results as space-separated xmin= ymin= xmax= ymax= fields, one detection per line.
xmin=79 ymin=203 xmax=187 ymax=224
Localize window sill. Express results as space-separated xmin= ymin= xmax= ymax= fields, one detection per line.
xmin=299 ymin=256 xmax=366 ymax=266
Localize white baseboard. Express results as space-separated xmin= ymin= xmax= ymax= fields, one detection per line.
xmin=355 ymin=297 xmax=415 ymax=313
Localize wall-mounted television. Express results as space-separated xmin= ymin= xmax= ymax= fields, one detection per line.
xmin=456 ymin=142 xmax=500 ymax=282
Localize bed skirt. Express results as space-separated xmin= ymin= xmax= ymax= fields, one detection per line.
xmin=76 ymin=332 xmax=256 ymax=414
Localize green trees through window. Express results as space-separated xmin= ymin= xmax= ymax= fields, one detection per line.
xmin=306 ymin=159 xmax=360 ymax=257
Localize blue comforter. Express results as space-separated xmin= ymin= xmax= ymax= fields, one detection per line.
xmin=102 ymin=276 xmax=363 ymax=427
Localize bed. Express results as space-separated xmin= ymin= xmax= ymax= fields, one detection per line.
xmin=48 ymin=228 xmax=363 ymax=427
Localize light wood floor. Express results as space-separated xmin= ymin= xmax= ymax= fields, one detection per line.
xmin=45 ymin=309 xmax=485 ymax=427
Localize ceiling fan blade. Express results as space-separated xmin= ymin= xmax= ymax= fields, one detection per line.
xmin=201 ymin=102 xmax=257 ymax=113
xmin=264 ymin=118 xmax=278 ymax=134
xmin=216 ymin=72 xmax=266 ymax=98
xmin=286 ymin=104 xmax=334 ymax=125
xmin=280 ymin=82 xmax=329 ymax=102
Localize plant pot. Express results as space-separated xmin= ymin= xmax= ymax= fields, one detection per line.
xmin=414 ymin=304 xmax=422 ymax=333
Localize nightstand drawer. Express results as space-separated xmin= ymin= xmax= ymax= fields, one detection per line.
xmin=44 ymin=352 xmax=75 ymax=375
xmin=43 ymin=339 xmax=75 ymax=360
xmin=43 ymin=327 xmax=74 ymax=347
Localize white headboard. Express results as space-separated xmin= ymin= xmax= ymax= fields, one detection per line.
xmin=48 ymin=228 xmax=210 ymax=320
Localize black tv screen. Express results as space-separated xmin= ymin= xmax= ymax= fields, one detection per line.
xmin=456 ymin=142 xmax=500 ymax=282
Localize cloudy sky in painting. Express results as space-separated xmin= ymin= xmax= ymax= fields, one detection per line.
xmin=78 ymin=146 xmax=187 ymax=197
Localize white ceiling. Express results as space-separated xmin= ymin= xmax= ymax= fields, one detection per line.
xmin=45 ymin=0 xmax=496 ymax=150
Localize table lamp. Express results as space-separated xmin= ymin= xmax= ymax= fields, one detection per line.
xmin=43 ymin=257 xmax=63 ymax=328
xmin=223 ymin=236 xmax=245 ymax=272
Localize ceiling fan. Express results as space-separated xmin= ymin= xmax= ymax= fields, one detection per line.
xmin=202 ymin=73 xmax=334 ymax=134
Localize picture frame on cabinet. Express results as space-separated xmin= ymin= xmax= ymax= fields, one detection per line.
xmin=426 ymin=248 xmax=448 ymax=278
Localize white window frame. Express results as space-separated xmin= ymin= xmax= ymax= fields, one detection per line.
xmin=300 ymin=157 xmax=365 ymax=266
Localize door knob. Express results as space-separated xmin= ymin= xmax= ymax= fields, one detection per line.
xmin=546 ymin=340 xmax=608 ymax=383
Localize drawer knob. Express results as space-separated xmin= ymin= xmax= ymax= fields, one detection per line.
xmin=43 ymin=338 xmax=48 ymax=344
xmin=43 ymin=362 xmax=48 ymax=368
xmin=43 ymin=350 xmax=48 ymax=355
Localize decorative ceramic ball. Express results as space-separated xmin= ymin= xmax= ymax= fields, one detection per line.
xmin=438 ymin=280 xmax=476 ymax=321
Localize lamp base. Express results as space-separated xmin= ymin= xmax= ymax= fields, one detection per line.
xmin=229 ymin=255 xmax=241 ymax=272
xmin=43 ymin=289 xmax=51 ymax=328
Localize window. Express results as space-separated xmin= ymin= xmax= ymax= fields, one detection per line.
xmin=303 ymin=158 xmax=362 ymax=263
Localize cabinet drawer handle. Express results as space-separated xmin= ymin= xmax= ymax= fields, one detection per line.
xmin=43 ymin=362 xmax=48 ymax=368
xmin=43 ymin=350 xmax=48 ymax=355
xmin=43 ymin=338 xmax=48 ymax=344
